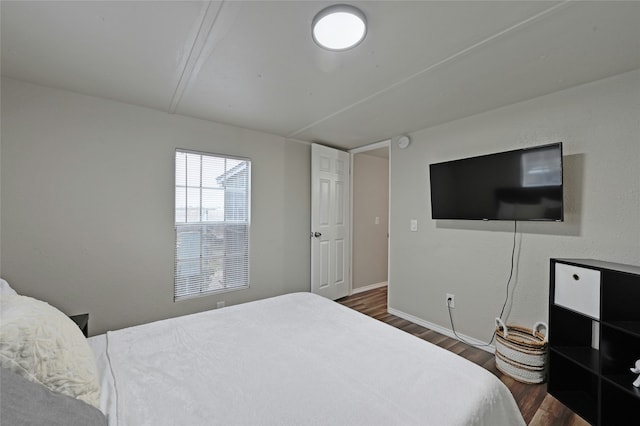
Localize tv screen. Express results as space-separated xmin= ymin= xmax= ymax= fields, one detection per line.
xmin=429 ymin=143 xmax=563 ymax=221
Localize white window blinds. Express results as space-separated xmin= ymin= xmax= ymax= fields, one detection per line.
xmin=174 ymin=149 xmax=251 ymax=300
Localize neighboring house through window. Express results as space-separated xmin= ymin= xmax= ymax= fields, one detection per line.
xmin=174 ymin=149 xmax=250 ymax=300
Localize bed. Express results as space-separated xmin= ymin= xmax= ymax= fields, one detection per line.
xmin=88 ymin=292 xmax=524 ymax=426
xmin=1 ymin=283 xmax=525 ymax=425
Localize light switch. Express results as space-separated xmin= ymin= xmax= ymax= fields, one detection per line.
xmin=410 ymin=219 xmax=418 ymax=232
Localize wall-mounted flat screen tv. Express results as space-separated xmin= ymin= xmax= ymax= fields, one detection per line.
xmin=429 ymin=143 xmax=563 ymax=221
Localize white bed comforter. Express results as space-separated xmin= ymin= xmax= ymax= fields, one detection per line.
xmin=89 ymin=292 xmax=525 ymax=426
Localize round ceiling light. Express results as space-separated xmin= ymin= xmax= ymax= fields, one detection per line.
xmin=312 ymin=4 xmax=367 ymax=51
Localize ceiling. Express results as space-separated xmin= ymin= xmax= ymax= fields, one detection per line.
xmin=2 ymin=1 xmax=639 ymax=150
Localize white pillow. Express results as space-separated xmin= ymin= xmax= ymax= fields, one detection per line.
xmin=0 ymin=279 xmax=18 ymax=296
xmin=0 ymin=294 xmax=100 ymax=408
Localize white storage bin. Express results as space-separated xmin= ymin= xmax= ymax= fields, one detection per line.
xmin=554 ymin=263 xmax=601 ymax=319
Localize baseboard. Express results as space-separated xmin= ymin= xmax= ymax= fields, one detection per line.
xmin=350 ymin=281 xmax=388 ymax=295
xmin=387 ymin=306 xmax=495 ymax=354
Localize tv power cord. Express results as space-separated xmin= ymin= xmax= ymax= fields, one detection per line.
xmin=447 ymin=220 xmax=517 ymax=348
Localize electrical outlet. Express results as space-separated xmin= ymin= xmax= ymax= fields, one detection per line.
xmin=217 ymin=301 xmax=225 ymax=309
xmin=446 ymin=293 xmax=455 ymax=309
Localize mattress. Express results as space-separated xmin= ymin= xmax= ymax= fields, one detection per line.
xmin=88 ymin=292 xmax=525 ymax=426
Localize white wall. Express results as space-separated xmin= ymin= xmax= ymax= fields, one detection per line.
xmin=1 ymin=78 xmax=311 ymax=335
xmin=0 ymin=80 xmax=2 ymax=278
xmin=389 ymin=70 xmax=640 ymax=343
xmin=352 ymin=153 xmax=389 ymax=290
xmin=3 ymin=70 xmax=638 ymax=341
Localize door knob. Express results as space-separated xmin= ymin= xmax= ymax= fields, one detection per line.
xmin=313 ymin=232 xmax=322 ymax=238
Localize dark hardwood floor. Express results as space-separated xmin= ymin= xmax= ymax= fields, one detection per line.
xmin=336 ymin=287 xmax=589 ymax=426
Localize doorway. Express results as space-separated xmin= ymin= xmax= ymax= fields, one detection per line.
xmin=350 ymin=141 xmax=390 ymax=294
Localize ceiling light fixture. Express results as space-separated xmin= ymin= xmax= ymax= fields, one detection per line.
xmin=312 ymin=4 xmax=367 ymax=51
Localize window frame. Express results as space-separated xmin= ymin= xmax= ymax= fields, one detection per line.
xmin=174 ymin=148 xmax=251 ymax=301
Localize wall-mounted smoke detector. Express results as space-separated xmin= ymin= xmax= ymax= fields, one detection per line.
xmin=397 ymin=135 xmax=411 ymax=149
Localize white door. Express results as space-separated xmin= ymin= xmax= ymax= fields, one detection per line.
xmin=311 ymin=143 xmax=350 ymax=300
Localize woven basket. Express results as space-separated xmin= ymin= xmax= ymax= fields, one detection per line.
xmin=495 ymin=318 xmax=548 ymax=384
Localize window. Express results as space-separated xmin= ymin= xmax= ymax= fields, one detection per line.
xmin=174 ymin=149 xmax=250 ymax=300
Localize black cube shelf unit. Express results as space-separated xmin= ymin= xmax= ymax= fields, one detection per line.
xmin=549 ymin=258 xmax=640 ymax=426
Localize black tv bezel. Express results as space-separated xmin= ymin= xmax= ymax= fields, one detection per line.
xmin=429 ymin=142 xmax=564 ymax=222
